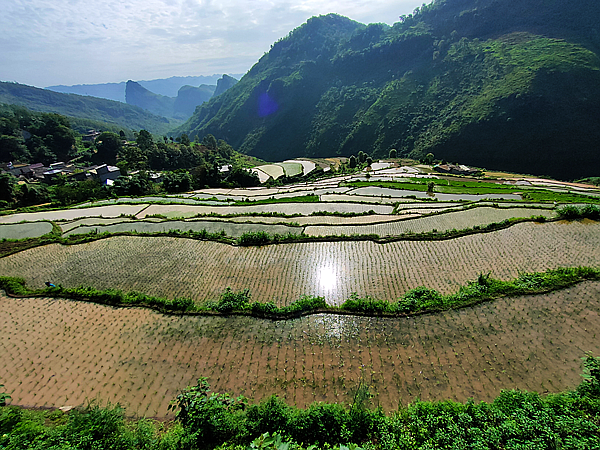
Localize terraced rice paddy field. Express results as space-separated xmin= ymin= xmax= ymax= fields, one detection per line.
xmin=304 ymin=207 xmax=554 ymax=237
xmin=63 ymin=220 xmax=302 ymax=238
xmin=1 ymin=281 xmax=599 ymax=416
xmin=1 ymin=221 xmax=599 ymax=305
xmin=0 ymin=221 xmax=53 ymax=239
xmin=1 ymin=166 xmax=600 ymax=417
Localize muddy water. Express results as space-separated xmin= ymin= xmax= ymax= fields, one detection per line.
xmin=1 ymin=282 xmax=599 ymax=417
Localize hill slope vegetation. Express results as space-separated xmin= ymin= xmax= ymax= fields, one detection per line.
xmin=0 ymin=82 xmax=175 ymax=135
xmin=175 ymin=0 xmax=600 ymax=180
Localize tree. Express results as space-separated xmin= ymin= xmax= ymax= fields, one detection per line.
xmin=27 ymin=113 xmax=76 ymax=162
xmin=119 ymin=143 xmax=149 ymax=171
xmin=201 ymin=134 xmax=218 ymax=150
xmin=366 ymin=156 xmax=373 ymax=166
xmin=348 ymin=155 xmax=357 ymax=168
xmin=358 ymin=151 xmax=367 ymax=164
xmin=16 ymin=182 xmax=50 ymax=207
xmin=113 ymin=172 xmax=152 ymax=196
xmin=424 ymin=152 xmax=435 ymax=165
xmin=163 ymin=171 xmax=193 ymax=193
xmin=180 ymin=134 xmax=191 ymax=146
xmin=389 ymin=148 xmax=397 ymax=159
xmin=0 ymin=173 xmax=16 ymax=203
xmin=226 ymin=166 xmax=260 ymax=188
xmin=136 ymin=130 xmax=155 ymax=153
xmin=0 ymin=135 xmax=30 ymax=162
xmin=94 ymin=132 xmax=122 ymax=164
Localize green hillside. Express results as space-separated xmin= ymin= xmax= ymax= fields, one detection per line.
xmin=175 ymin=0 xmax=600 ymax=180
xmin=0 ymin=81 xmax=175 ymax=135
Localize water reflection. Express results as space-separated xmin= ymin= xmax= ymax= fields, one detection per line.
xmin=311 ymin=314 xmax=362 ymax=342
xmin=318 ymin=265 xmax=337 ymax=291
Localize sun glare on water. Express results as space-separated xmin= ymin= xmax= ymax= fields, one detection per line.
xmin=318 ymin=265 xmax=337 ymax=291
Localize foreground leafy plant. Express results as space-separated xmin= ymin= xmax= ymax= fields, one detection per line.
xmin=2 ymin=355 xmax=600 ymax=449
xmin=0 ymin=384 xmax=10 ymax=407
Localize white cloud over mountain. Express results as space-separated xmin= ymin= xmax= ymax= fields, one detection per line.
xmin=0 ymin=0 xmax=421 ymax=87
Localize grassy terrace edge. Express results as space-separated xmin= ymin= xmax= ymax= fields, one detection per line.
xmin=1 ymin=267 xmax=598 ymax=320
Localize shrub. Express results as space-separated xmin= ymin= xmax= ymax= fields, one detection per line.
xmin=288 ymin=403 xmax=347 ymax=445
xmin=282 ymin=295 xmax=327 ymax=315
xmin=397 ymin=287 xmax=443 ymax=312
xmin=246 ymin=396 xmax=291 ymax=437
xmin=215 ymin=288 xmax=251 ymax=313
xmin=238 ymin=231 xmax=271 ymax=246
xmin=577 ymin=353 xmax=600 ymax=398
xmin=0 ymin=406 xmax=21 ymax=434
xmin=97 ymin=288 xmax=125 ymax=305
xmin=170 ymin=378 xmax=247 ymax=449
xmin=581 ymin=204 xmax=600 ymax=220
xmin=171 ymin=296 xmax=195 ymax=312
xmin=0 ymin=384 xmax=11 ymax=408
xmin=341 ymin=293 xmax=391 ymax=314
xmin=0 ymin=277 xmax=29 ymax=296
xmin=251 ymin=301 xmax=279 ymax=315
xmin=557 ymin=205 xmax=581 ymax=220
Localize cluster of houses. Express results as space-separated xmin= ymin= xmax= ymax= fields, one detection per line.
xmin=1 ymin=161 xmax=122 ymax=185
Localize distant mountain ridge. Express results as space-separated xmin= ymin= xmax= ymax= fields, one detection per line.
xmin=125 ymin=75 xmax=236 ymax=119
xmin=46 ymin=74 xmax=244 ymax=103
xmin=175 ymin=1 xmax=600 ymax=180
xmin=0 ymin=81 xmax=175 ymax=135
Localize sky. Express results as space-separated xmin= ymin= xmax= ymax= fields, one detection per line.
xmin=0 ymin=0 xmax=424 ymax=88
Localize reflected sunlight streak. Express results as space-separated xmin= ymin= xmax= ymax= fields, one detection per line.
xmin=318 ymin=265 xmax=337 ymax=291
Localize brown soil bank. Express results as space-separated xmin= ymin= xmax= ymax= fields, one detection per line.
xmin=0 ymin=282 xmax=599 ymax=417
xmin=0 ymin=221 xmax=598 ymax=306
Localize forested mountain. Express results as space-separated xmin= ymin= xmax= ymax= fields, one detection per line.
xmin=175 ymin=0 xmax=600 ymax=180
xmin=213 ymin=74 xmax=239 ymax=97
xmin=173 ymin=85 xmax=216 ymax=117
xmin=125 ymin=81 xmax=216 ymax=119
xmin=0 ymin=82 xmax=175 ymax=135
xmin=125 ymin=81 xmax=177 ymax=119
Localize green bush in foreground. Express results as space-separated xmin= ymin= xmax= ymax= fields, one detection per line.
xmin=1 ymin=356 xmax=600 ymax=449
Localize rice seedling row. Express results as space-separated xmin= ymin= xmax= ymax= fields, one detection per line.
xmin=320 ymin=194 xmax=400 ymax=204
xmin=1 ymin=221 xmax=598 ymax=306
xmin=304 ymin=207 xmax=555 ymax=237
xmin=200 ymin=214 xmax=414 ymax=226
xmin=137 ymin=202 xmax=393 ymax=219
xmin=60 ymin=217 xmax=158 ymax=233
xmin=64 ymin=220 xmax=302 ymax=238
xmin=0 ymin=205 xmax=149 ymax=224
xmin=2 ymin=283 xmax=598 ymax=416
xmin=348 ymin=186 xmax=522 ymax=201
xmin=78 ymin=197 xmax=222 ymax=206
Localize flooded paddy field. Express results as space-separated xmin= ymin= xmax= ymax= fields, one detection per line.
xmin=1 ymin=281 xmax=598 ymax=417
xmin=1 ymin=221 xmax=599 ymax=305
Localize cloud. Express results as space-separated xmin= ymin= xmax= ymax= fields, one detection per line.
xmin=0 ymin=0 xmax=423 ymax=87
